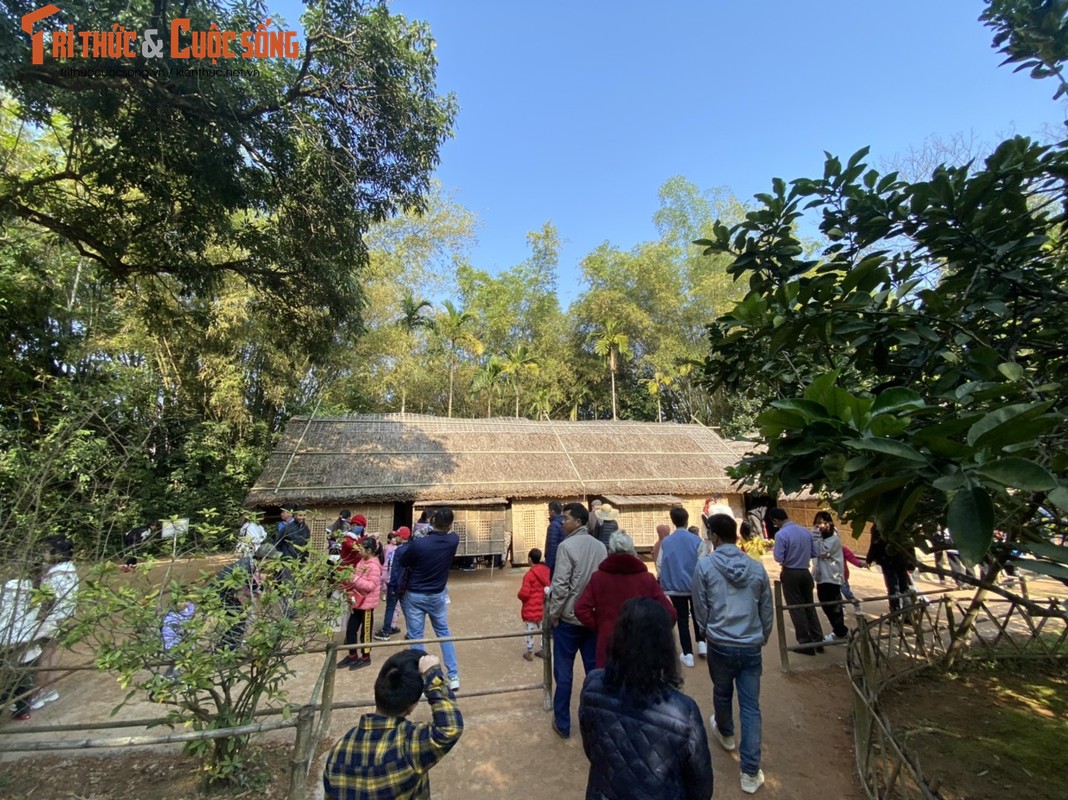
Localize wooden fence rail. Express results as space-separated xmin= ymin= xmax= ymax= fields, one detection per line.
xmin=0 ymin=626 xmax=553 ymax=800
xmin=846 ymin=595 xmax=1067 ymax=800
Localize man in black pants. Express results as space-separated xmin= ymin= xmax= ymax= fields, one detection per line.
xmin=769 ymin=508 xmax=823 ymax=655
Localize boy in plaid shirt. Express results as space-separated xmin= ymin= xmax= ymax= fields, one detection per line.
xmin=323 ymin=650 xmax=464 ymax=799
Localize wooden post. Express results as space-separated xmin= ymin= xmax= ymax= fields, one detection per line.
xmin=318 ymin=642 xmax=338 ymax=741
xmin=774 ymin=580 xmax=790 ymax=672
xmin=853 ymin=616 xmax=874 ymax=779
xmin=287 ymin=705 xmax=316 ymax=800
xmin=542 ymin=607 xmax=553 ymax=711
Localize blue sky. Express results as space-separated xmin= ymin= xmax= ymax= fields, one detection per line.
xmin=292 ymin=1 xmax=1065 ymax=305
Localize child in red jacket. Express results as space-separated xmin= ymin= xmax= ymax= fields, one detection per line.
xmin=516 ymin=548 xmax=550 ymax=661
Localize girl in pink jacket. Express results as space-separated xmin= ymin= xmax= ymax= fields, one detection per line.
xmin=338 ymin=537 xmax=383 ymax=670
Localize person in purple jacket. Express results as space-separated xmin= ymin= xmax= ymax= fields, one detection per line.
xmin=770 ymin=507 xmax=823 ymax=654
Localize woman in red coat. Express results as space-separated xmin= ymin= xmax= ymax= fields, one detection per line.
xmin=575 ymin=531 xmax=677 ymax=668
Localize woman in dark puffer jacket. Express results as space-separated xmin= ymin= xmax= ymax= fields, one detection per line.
xmin=578 ymin=598 xmax=713 ymax=800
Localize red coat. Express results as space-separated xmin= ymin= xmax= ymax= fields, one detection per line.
xmin=517 ymin=563 xmax=550 ymax=622
xmin=574 ymin=553 xmax=677 ymax=668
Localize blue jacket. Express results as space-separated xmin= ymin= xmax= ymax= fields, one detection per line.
xmin=579 ymin=669 xmax=713 ymax=800
xmin=545 ymin=514 xmax=566 ymax=575
xmin=398 ymin=530 xmax=459 ymax=594
xmin=388 ymin=541 xmax=412 ymax=594
xmin=692 ymin=543 xmax=772 ymax=648
xmin=658 ymin=529 xmax=702 ymax=595
xmin=773 ymin=521 xmax=817 ymax=569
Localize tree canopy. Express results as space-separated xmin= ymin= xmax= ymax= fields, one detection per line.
xmin=1 ymin=0 xmax=455 ymax=316
xmin=699 ymin=0 xmax=1068 ymax=581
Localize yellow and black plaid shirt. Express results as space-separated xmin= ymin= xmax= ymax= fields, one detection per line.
xmin=323 ymin=669 xmax=464 ymax=800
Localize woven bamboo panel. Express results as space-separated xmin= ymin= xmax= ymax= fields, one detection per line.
xmin=618 ymin=506 xmax=672 ymax=549
xmin=510 ymin=500 xmax=548 ymax=565
xmin=448 ymin=507 xmax=508 ymax=557
xmin=306 ymin=505 xmax=394 ymax=552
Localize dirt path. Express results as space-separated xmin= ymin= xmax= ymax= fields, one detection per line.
xmin=3 ymin=555 xmax=885 ymax=799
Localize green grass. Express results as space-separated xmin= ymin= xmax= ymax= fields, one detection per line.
xmin=885 ymin=661 xmax=1068 ymax=799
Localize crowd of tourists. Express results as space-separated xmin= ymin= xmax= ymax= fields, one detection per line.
xmin=3 ymin=499 xmax=961 ymax=800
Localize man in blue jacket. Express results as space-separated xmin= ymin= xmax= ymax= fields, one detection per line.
xmin=543 ymin=501 xmax=565 ymax=576
xmin=770 ymin=507 xmax=823 ymax=654
xmin=658 ymin=507 xmax=704 ymax=667
xmin=398 ymin=508 xmax=461 ymax=691
xmin=693 ymin=513 xmax=772 ymax=795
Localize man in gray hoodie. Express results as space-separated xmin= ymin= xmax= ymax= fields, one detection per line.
xmin=692 ymin=513 xmax=772 ymax=795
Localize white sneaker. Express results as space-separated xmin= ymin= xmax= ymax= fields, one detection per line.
xmin=710 ymin=715 xmax=736 ymax=751
xmin=697 ymin=641 xmax=707 ymax=657
xmin=31 ymin=690 xmax=59 ymax=710
xmin=448 ymin=678 xmax=460 ymax=691
xmin=824 ymin=633 xmax=836 ymax=642
xmin=679 ymin=653 xmax=695 ymax=668
xmin=741 ymin=769 xmax=765 ymax=794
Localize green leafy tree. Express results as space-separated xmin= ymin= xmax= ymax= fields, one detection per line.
xmin=66 ymin=547 xmax=343 ymax=787
xmin=0 ymin=0 xmax=456 ymax=317
xmin=698 ymin=1 xmax=1068 ymax=604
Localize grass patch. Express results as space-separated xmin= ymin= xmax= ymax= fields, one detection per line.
xmin=883 ymin=661 xmax=1068 ymax=799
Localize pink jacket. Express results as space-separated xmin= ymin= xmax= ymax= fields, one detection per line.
xmin=343 ymin=557 xmax=382 ymax=611
xmin=843 ymin=545 xmax=865 ymax=580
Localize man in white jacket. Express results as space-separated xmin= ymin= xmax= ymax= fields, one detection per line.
xmin=693 ymin=513 xmax=772 ymax=795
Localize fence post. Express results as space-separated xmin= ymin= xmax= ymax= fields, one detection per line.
xmin=542 ymin=606 xmax=553 ymax=711
xmin=287 ymin=705 xmax=316 ymax=800
xmin=853 ymin=615 xmax=874 ymax=781
xmin=774 ymin=580 xmax=790 ymax=672
xmin=318 ymin=642 xmax=338 ymax=741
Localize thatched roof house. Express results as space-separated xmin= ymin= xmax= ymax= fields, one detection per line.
xmin=245 ymin=414 xmax=745 ymax=562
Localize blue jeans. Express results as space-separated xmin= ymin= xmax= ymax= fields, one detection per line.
xmin=381 ymin=589 xmax=400 ymax=632
xmin=403 ymin=590 xmax=459 ymax=681
xmin=552 ymin=620 xmax=597 ymax=735
xmin=707 ymin=644 xmax=763 ymax=776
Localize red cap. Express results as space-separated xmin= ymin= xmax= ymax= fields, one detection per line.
xmin=352 ymin=514 xmax=368 ymax=528
xmin=395 ymin=526 xmax=411 ymax=540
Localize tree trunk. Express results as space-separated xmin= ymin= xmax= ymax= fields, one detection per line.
xmin=609 ymin=347 xmax=618 ymax=420
xmin=610 ymin=370 xmax=618 ymax=420
xmin=514 ymin=385 xmax=520 ymax=418
xmin=943 ymin=562 xmax=1001 ymax=668
xmin=448 ymin=365 xmax=454 ymax=417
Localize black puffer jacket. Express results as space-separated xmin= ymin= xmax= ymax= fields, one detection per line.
xmin=578 ymin=669 xmax=713 ymax=800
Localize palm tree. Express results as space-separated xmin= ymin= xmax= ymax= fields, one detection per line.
xmin=433 ymin=300 xmax=482 ymax=417
xmin=527 ymin=387 xmax=556 ymax=420
xmin=394 ymin=293 xmax=433 ymax=414
xmin=645 ymin=369 xmax=674 ymax=423
xmin=590 ymin=319 xmax=632 ymax=420
xmin=397 ymin=292 xmax=433 ymax=333
xmin=501 ymin=344 xmax=540 ymax=418
xmin=472 ymin=355 xmax=505 ymax=417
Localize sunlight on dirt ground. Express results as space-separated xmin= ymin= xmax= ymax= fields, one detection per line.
xmin=6 ymin=550 xmax=1062 ymax=799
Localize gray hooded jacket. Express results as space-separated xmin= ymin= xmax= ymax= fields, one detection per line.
xmin=692 ymin=543 xmax=772 ymax=649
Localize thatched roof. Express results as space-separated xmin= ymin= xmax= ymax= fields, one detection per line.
xmin=245 ymin=414 xmax=741 ymax=508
